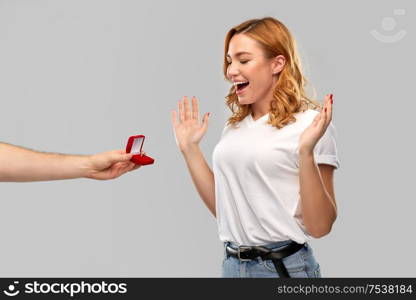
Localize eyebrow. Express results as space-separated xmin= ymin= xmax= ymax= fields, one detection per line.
xmin=226 ymin=51 xmax=252 ymax=59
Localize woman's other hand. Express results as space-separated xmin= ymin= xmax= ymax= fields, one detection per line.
xmin=171 ymin=96 xmax=210 ymax=153
xmin=299 ymin=94 xmax=333 ymax=155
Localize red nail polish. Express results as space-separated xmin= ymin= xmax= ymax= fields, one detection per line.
xmin=330 ymin=94 xmax=333 ymax=104
xmin=325 ymin=107 xmax=327 ymax=112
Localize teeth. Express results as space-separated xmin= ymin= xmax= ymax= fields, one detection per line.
xmin=233 ymin=81 xmax=249 ymax=86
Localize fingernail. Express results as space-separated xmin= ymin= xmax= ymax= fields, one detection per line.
xmin=325 ymin=107 xmax=327 ymax=112
xmin=330 ymin=94 xmax=333 ymax=104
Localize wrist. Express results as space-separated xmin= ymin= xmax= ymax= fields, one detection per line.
xmin=298 ymin=146 xmax=314 ymax=157
xmin=82 ymin=155 xmax=95 ymax=178
xmin=180 ymin=143 xmax=199 ymax=154
xmin=181 ymin=144 xmax=201 ymax=158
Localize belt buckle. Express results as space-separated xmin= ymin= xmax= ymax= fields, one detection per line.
xmin=237 ymin=245 xmax=252 ymax=262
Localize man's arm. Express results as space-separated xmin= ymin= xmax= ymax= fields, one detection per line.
xmin=0 ymin=142 xmax=138 ymax=182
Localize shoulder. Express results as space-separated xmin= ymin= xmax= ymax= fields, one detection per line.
xmin=294 ymin=109 xmax=320 ymax=122
xmin=295 ymin=109 xmax=338 ymax=135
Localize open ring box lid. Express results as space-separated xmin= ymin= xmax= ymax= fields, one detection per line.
xmin=126 ymin=135 xmax=154 ymax=165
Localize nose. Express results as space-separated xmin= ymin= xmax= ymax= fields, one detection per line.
xmin=227 ymin=62 xmax=240 ymax=79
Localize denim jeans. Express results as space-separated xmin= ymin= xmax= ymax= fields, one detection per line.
xmin=222 ymin=240 xmax=322 ymax=278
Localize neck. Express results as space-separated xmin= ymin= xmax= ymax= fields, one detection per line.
xmin=251 ymin=80 xmax=276 ymax=120
xmin=250 ymin=104 xmax=269 ymax=120
xmin=250 ymin=90 xmax=274 ymax=121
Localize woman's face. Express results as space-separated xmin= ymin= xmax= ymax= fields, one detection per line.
xmin=226 ymin=34 xmax=282 ymax=106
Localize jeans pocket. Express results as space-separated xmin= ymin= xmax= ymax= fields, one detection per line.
xmin=263 ymin=260 xmax=308 ymax=277
xmin=263 ymin=250 xmax=307 ymax=276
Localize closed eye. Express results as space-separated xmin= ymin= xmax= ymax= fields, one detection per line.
xmin=226 ymin=60 xmax=249 ymax=65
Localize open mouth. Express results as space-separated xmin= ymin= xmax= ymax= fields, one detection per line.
xmin=235 ymin=81 xmax=249 ymax=93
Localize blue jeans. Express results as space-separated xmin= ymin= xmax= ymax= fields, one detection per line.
xmin=222 ymin=240 xmax=322 ymax=278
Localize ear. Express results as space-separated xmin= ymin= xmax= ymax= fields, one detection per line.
xmin=271 ymin=55 xmax=286 ymax=75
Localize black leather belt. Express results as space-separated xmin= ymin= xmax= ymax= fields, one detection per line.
xmin=225 ymin=241 xmax=305 ymax=278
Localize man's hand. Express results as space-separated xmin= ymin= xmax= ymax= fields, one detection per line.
xmin=85 ymin=150 xmax=141 ymax=180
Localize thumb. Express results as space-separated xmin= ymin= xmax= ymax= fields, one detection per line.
xmin=201 ymin=112 xmax=210 ymax=133
xmin=108 ymin=150 xmax=133 ymax=163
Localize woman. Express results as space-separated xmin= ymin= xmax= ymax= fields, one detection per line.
xmin=171 ymin=17 xmax=339 ymax=278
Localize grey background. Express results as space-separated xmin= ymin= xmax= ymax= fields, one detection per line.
xmin=0 ymin=0 xmax=414 ymax=277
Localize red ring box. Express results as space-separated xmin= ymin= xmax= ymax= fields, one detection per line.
xmin=126 ymin=135 xmax=154 ymax=165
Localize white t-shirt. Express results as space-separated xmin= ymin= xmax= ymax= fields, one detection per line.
xmin=212 ymin=109 xmax=340 ymax=246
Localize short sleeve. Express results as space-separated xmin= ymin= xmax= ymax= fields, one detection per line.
xmin=314 ymin=122 xmax=340 ymax=169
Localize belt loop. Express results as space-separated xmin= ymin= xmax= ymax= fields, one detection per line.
xmin=271 ymin=259 xmax=290 ymax=278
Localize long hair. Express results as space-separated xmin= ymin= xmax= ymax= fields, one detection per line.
xmin=223 ymin=17 xmax=320 ymax=129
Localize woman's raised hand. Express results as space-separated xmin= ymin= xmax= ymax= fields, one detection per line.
xmin=299 ymin=93 xmax=333 ymax=154
xmin=171 ymin=96 xmax=210 ymax=153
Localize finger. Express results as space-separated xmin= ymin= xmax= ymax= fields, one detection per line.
xmin=103 ymin=149 xmax=126 ymax=155
xmin=126 ymin=162 xmax=136 ymax=171
xmin=324 ymin=93 xmax=331 ymax=106
xmin=184 ymin=96 xmax=191 ymax=120
xmin=171 ymin=110 xmax=178 ymax=127
xmin=322 ymin=94 xmax=332 ymax=127
xmin=115 ymin=162 xmax=135 ymax=177
xmin=101 ymin=162 xmax=122 ymax=179
xmin=108 ymin=150 xmax=133 ymax=163
xmin=119 ymin=152 xmax=133 ymax=161
xmin=192 ymin=96 xmax=199 ymax=121
xmin=311 ymin=109 xmax=321 ymax=127
xmin=132 ymin=164 xmax=142 ymax=170
xmin=114 ymin=161 xmax=129 ymax=170
xmin=312 ymin=114 xmax=320 ymax=127
xmin=201 ymin=112 xmax=210 ymax=133
xmin=327 ymin=94 xmax=333 ymax=124
xmin=311 ymin=106 xmax=324 ymax=129
xmin=113 ymin=149 xmax=126 ymax=154
xmin=178 ymin=99 xmax=185 ymax=123
xmin=319 ymin=105 xmax=328 ymax=129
